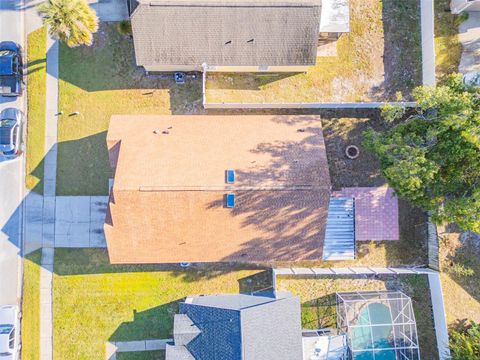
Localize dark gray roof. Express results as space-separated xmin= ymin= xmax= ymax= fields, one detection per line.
xmin=166 ymin=293 xmax=302 ymax=360
xmin=131 ymin=0 xmax=321 ymax=67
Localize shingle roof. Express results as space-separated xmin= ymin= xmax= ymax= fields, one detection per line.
xmin=131 ymin=0 xmax=321 ymax=67
xmin=166 ymin=293 xmax=302 ymax=360
xmin=104 ymin=115 xmax=331 ymax=263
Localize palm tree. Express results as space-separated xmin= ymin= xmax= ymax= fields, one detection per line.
xmin=38 ymin=0 xmax=99 ymax=47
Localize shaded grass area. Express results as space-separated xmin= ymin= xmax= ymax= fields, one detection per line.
xmin=26 ymin=27 xmax=47 ymax=194
xmin=57 ymin=23 xmax=202 ymax=195
xmin=440 ymin=231 xmax=480 ymax=326
xmin=277 ymin=275 xmax=438 ymax=358
xmin=434 ymin=0 xmax=467 ymax=79
xmin=53 ymin=249 xmax=267 ymax=359
xmin=206 ymin=0 xmax=421 ymax=103
xmin=116 ymin=351 xmax=165 ymax=360
xmin=21 ymin=250 xmax=42 ymax=360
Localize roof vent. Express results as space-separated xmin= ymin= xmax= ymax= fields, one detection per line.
xmin=226 ymin=169 xmax=235 ymax=184
xmin=247 ymin=38 xmax=254 ymax=43
xmin=225 ymin=40 xmax=232 ymax=45
xmin=226 ymin=193 xmax=235 ymax=208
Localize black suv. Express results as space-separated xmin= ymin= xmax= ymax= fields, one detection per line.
xmin=0 ymin=42 xmax=23 ymax=97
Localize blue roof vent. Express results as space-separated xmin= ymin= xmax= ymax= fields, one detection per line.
xmin=226 ymin=193 xmax=235 ymax=208
xmin=226 ymin=169 xmax=235 ymax=184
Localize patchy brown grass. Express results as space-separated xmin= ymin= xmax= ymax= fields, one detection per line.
xmin=439 ymin=230 xmax=480 ymax=325
xmin=205 ymin=0 xmax=422 ymax=103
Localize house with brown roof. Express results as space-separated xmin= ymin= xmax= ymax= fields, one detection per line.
xmin=104 ymin=115 xmax=331 ymax=264
xmin=128 ymin=0 xmax=350 ymax=73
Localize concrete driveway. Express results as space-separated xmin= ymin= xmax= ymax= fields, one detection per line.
xmin=459 ymin=12 xmax=480 ymax=74
xmin=0 ymin=0 xmax=25 ymax=306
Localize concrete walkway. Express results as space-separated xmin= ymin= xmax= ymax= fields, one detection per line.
xmin=459 ymin=12 xmax=480 ymax=74
xmin=421 ymin=0 xmax=436 ymax=86
xmin=39 ymin=33 xmax=59 ymax=360
xmin=106 ymin=339 xmax=172 ymax=360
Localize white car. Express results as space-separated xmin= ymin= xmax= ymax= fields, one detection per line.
xmin=463 ymin=71 xmax=480 ymax=86
xmin=0 ymin=305 xmax=20 ymax=360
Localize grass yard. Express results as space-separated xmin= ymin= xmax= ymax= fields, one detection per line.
xmin=53 ymin=249 xmax=268 ymax=359
xmin=25 ymin=27 xmax=47 ymax=194
xmin=21 ymin=250 xmax=42 ymax=360
xmin=57 ymin=23 xmax=202 ymax=195
xmin=206 ymin=0 xmax=422 ymax=104
xmin=277 ymin=274 xmax=438 ymax=358
xmin=439 ymin=231 xmax=480 ymax=326
xmin=434 ymin=0 xmax=467 ymax=80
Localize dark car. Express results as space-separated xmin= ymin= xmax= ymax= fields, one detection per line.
xmin=0 ymin=108 xmax=23 ymax=158
xmin=0 ymin=42 xmax=23 ymax=97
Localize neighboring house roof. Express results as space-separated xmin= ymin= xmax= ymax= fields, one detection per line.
xmin=130 ymin=0 xmax=321 ymax=67
xmin=166 ymin=293 xmax=303 ymax=360
xmin=105 ymin=115 xmax=331 ymax=263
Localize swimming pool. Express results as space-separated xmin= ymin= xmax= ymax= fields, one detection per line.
xmin=351 ymin=303 xmax=396 ymax=360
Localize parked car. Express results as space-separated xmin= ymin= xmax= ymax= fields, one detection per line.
xmin=0 ymin=108 xmax=23 ymax=158
xmin=0 ymin=305 xmax=20 ymax=360
xmin=0 ymin=42 xmax=23 ymax=97
xmin=463 ymin=71 xmax=480 ymax=86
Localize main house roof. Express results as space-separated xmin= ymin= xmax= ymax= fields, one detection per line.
xmin=130 ymin=0 xmax=321 ymax=67
xmin=105 ymin=115 xmax=331 ymax=263
xmin=166 ymin=293 xmax=303 ymax=360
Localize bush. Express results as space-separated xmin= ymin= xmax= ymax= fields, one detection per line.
xmin=449 ymin=321 xmax=480 ymax=359
xmin=117 ymin=20 xmax=132 ymax=36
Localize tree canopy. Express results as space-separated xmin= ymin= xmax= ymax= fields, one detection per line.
xmin=38 ymin=0 xmax=99 ymax=47
xmin=449 ymin=321 xmax=480 ymax=359
xmin=364 ymin=74 xmax=480 ymax=232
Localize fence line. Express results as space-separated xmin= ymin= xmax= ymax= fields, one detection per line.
xmin=203 ymin=101 xmax=417 ymax=109
xmin=427 ymin=215 xmax=440 ymax=271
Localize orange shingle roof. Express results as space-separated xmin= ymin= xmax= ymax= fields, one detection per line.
xmin=105 ymin=115 xmax=331 ymax=263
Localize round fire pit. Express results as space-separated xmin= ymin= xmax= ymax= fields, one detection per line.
xmin=345 ymin=145 xmax=360 ymax=159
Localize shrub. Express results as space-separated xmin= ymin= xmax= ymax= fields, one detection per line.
xmin=117 ymin=20 xmax=132 ymax=36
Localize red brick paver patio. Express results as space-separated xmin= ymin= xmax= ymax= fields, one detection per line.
xmin=333 ymin=187 xmax=399 ymax=241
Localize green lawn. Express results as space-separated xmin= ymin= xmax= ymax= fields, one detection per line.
xmin=26 ymin=27 xmax=47 ymax=193
xmin=434 ymin=0 xmax=467 ymax=79
xmin=53 ymin=249 xmax=267 ymax=359
xmin=206 ymin=0 xmax=422 ymax=103
xmin=57 ymin=23 xmax=202 ymax=195
xmin=21 ymin=250 xmax=42 ymax=360
xmin=277 ymin=274 xmax=438 ymax=358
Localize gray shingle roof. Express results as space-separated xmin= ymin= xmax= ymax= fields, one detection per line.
xmin=131 ymin=1 xmax=321 ymax=67
xmin=166 ymin=293 xmax=303 ymax=360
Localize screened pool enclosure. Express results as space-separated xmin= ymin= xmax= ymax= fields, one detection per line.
xmin=336 ymin=291 xmax=420 ymax=360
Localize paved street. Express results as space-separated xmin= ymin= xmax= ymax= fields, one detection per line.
xmin=0 ymin=0 xmax=25 ymax=306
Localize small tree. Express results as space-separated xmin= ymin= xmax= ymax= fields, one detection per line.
xmin=117 ymin=20 xmax=132 ymax=36
xmin=38 ymin=0 xmax=99 ymax=47
xmin=364 ymin=74 xmax=480 ymax=232
xmin=449 ymin=321 xmax=480 ymax=359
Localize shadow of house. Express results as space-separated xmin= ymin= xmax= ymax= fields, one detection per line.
xmin=110 ymin=301 xmax=181 ymax=342
xmin=56 ymin=132 xmax=112 ymax=195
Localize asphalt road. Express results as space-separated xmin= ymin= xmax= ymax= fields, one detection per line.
xmin=0 ymin=0 xmax=25 ymax=306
